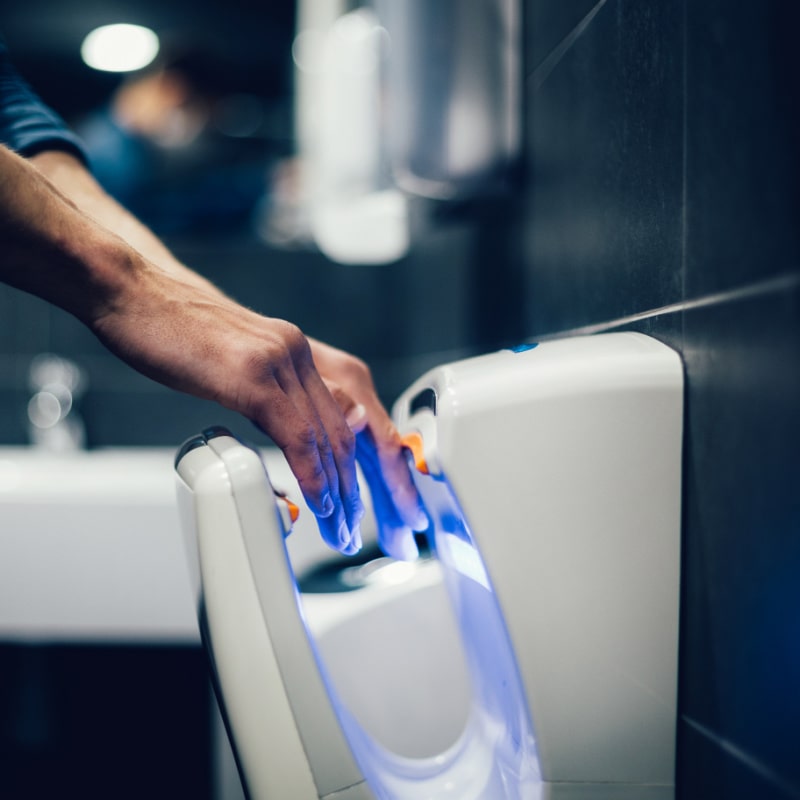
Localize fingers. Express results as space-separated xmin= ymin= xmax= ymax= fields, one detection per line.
xmin=308 ymin=341 xmax=427 ymax=544
xmin=243 ymin=326 xmax=363 ymax=553
xmin=356 ymin=432 xmax=421 ymax=561
xmin=325 ymin=379 xmax=368 ymax=434
xmin=365 ymin=409 xmax=428 ymax=532
xmin=253 ymin=370 xmax=335 ymax=519
xmin=315 ymin=373 xmax=426 ymax=560
xmin=295 ymin=367 xmax=364 ymax=549
xmin=322 ymin=376 xmax=427 ymax=538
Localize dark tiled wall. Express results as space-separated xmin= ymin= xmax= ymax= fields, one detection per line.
xmin=0 ymin=644 xmax=212 ymax=800
xmin=524 ymin=1 xmax=799 ymax=798
xmin=1 ymin=2 xmax=798 ymax=796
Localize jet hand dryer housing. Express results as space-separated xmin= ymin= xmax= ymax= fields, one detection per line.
xmin=175 ymin=331 xmax=684 ymax=799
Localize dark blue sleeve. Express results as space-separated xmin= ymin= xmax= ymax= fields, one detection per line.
xmin=0 ymin=38 xmax=88 ymax=162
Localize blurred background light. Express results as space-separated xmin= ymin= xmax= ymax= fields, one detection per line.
xmin=81 ymin=23 xmax=160 ymax=73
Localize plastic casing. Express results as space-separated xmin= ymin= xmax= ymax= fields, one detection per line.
xmin=393 ymin=332 xmax=684 ymax=798
xmin=176 ymin=433 xmax=372 ymax=800
xmin=176 ymin=331 xmax=683 ymax=800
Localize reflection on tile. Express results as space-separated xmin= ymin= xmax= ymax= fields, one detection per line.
xmin=685 ymin=1 xmax=800 ymax=296
xmin=678 ymin=717 xmax=798 ymax=800
xmin=525 ymin=0 xmax=684 ymax=336
xmin=527 ymin=0 xmax=606 ymax=72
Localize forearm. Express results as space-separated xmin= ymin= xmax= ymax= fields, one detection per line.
xmin=28 ymin=149 xmax=223 ymax=297
xmin=0 ymin=143 xmax=136 ymax=324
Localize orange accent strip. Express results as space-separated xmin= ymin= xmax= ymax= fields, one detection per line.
xmin=284 ymin=498 xmax=300 ymax=524
xmin=401 ymin=432 xmax=429 ymax=475
xmin=276 ymin=494 xmax=300 ymax=524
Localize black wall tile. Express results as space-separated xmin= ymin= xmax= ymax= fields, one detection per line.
xmin=0 ymin=288 xmax=52 ymax=358
xmin=0 ymin=289 xmax=14 ymax=354
xmin=47 ymin=305 xmax=108 ymax=359
xmin=0 ymin=644 xmax=212 ymax=800
xmin=685 ymin=1 xmax=800 ymax=297
xmin=679 ymin=285 xmax=800 ymax=792
xmin=527 ymin=0 xmax=603 ymax=71
xmin=0 ymin=391 xmax=28 ymax=445
xmin=79 ymin=386 xmax=244 ymax=449
xmin=525 ymin=0 xmax=684 ymax=336
xmin=169 ymin=231 xmax=476 ymax=365
xmin=677 ymin=719 xmax=798 ymax=800
xmin=522 ymin=3 xmax=799 ymax=793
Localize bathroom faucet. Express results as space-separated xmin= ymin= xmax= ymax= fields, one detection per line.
xmin=27 ymin=354 xmax=87 ymax=451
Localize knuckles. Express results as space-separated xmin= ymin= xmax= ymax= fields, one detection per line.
xmin=279 ymin=321 xmax=312 ymax=360
xmin=331 ymin=425 xmax=356 ymax=462
xmin=241 ymin=321 xmax=311 ymax=381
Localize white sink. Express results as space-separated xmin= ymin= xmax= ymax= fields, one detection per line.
xmin=0 ymin=447 xmax=196 ymax=642
xmin=0 ymin=446 xmax=375 ymax=643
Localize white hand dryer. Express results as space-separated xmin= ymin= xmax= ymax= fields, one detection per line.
xmin=175 ymin=332 xmax=684 ymax=799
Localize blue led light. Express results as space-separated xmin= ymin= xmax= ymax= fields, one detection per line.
xmin=307 ymin=462 xmax=542 ymax=797
xmin=507 ymin=342 xmax=539 ymax=353
xmin=441 ymin=533 xmax=491 ymax=590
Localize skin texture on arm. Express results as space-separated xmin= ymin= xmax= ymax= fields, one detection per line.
xmin=28 ymin=150 xmax=218 ymax=292
xmin=2 ymin=145 xmax=426 ymax=556
xmin=0 ymin=143 xmax=360 ymax=549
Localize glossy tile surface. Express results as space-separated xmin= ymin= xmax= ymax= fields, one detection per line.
xmin=678 ymin=719 xmax=798 ymax=800
xmin=523 ymin=2 xmax=799 ymax=794
xmin=678 ymin=285 xmax=800 ymax=795
xmin=526 ymin=0 xmax=603 ymax=70
xmin=685 ymin=2 xmax=800 ymax=297
xmin=524 ymin=0 xmax=684 ymax=336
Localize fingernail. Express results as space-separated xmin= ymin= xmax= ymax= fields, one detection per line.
xmin=399 ymin=534 xmax=420 ymax=562
xmin=413 ymin=508 xmax=429 ymax=531
xmin=338 ymin=519 xmax=351 ymax=549
xmin=354 ymin=498 xmax=365 ymax=525
xmin=345 ymin=403 xmax=368 ymax=433
xmin=321 ymin=493 xmax=334 ymax=517
xmin=384 ymin=530 xmax=419 ymax=562
xmin=341 ymin=524 xmax=362 ymax=556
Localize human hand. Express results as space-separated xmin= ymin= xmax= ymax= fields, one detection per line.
xmin=3 ymin=145 xmax=366 ymax=552
xmin=90 ymin=270 xmax=364 ymax=553
xmin=309 ymin=339 xmax=428 ymax=560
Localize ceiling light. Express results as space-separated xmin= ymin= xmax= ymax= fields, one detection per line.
xmin=81 ymin=23 xmax=160 ymax=73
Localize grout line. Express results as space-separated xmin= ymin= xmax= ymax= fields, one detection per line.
xmin=534 ymin=271 xmax=800 ymax=341
xmin=680 ymin=0 xmax=689 ymax=353
xmin=529 ymin=0 xmax=608 ymax=90
xmin=682 ymin=716 xmax=800 ymax=799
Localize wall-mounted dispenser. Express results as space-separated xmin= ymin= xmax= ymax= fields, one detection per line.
xmin=294 ymin=1 xmax=409 ymax=265
xmin=292 ymin=0 xmax=521 ymax=263
xmin=175 ymin=332 xmax=683 ymax=799
xmin=374 ymin=0 xmax=521 ymax=199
